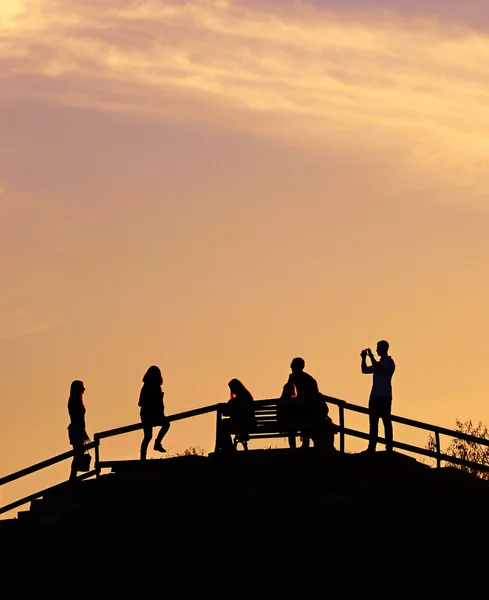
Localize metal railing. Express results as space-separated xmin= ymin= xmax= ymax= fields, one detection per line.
xmin=1 ymin=396 xmax=488 ymax=517
xmin=323 ymin=394 xmax=489 ymax=472
xmin=0 ymin=404 xmax=220 ymax=516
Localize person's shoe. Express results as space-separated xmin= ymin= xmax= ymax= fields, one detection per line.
xmin=153 ymin=443 xmax=166 ymax=453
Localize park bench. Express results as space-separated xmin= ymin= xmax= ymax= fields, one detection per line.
xmin=217 ymin=397 xmax=336 ymax=451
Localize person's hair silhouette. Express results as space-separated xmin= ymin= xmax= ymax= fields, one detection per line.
xmin=67 ymin=380 xmax=89 ymax=481
xmin=281 ymin=381 xmax=297 ymax=400
xmin=138 ymin=365 xmax=170 ymax=460
xmin=228 ymin=378 xmax=254 ymax=403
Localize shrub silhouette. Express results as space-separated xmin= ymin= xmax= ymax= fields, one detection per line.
xmin=171 ymin=446 xmax=206 ymax=457
xmin=427 ymin=419 xmax=489 ymax=479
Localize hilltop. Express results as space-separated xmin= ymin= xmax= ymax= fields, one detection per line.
xmin=2 ymin=448 xmax=488 ymax=589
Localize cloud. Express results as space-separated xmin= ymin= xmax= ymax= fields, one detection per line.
xmin=0 ymin=315 xmax=55 ymax=341
xmin=2 ymin=0 xmax=489 ymax=195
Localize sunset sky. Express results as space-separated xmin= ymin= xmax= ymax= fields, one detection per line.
xmin=2 ymin=0 xmax=489 ymax=512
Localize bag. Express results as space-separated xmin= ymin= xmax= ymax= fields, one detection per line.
xmin=75 ymin=451 xmax=92 ymax=472
xmin=74 ymin=435 xmax=92 ymax=472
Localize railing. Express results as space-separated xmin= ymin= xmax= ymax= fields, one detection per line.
xmin=215 ymin=396 xmax=489 ymax=473
xmin=1 ymin=395 xmax=489 ymax=517
xmin=0 ymin=440 xmax=99 ymax=516
xmin=0 ymin=404 xmax=221 ymax=516
xmin=93 ymin=403 xmax=221 ymax=470
xmin=323 ymin=394 xmax=489 ymax=473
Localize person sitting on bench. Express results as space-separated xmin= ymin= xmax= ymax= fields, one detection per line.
xmin=218 ymin=379 xmax=256 ymax=451
xmin=277 ymin=382 xmax=300 ymax=449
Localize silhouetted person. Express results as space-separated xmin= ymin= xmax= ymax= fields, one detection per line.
xmin=277 ymin=382 xmax=300 ymax=449
xmin=67 ymin=380 xmax=90 ymax=481
xmin=307 ymin=395 xmax=336 ymax=451
xmin=361 ymin=340 xmax=396 ymax=452
xmin=139 ymin=365 xmax=170 ymax=460
xmin=287 ymin=357 xmax=321 ymax=449
xmin=219 ymin=379 xmax=255 ymax=451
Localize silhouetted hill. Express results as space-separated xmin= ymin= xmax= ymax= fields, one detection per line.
xmin=2 ymin=449 xmax=488 ymax=590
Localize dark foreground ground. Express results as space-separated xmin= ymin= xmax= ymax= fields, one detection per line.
xmin=1 ymin=449 xmax=487 ymax=591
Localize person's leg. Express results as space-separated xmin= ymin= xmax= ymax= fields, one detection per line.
xmin=300 ymin=402 xmax=311 ymax=449
xmin=288 ymin=405 xmax=301 ymax=450
xmin=140 ymin=423 xmax=153 ymax=460
xmin=368 ymin=398 xmax=380 ymax=451
xmin=217 ymin=419 xmax=234 ymax=452
xmin=380 ymin=398 xmax=393 ymax=451
xmin=154 ymin=418 xmax=170 ymax=451
xmin=70 ymin=444 xmax=83 ymax=480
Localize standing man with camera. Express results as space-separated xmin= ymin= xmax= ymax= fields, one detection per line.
xmin=361 ymin=340 xmax=396 ymax=452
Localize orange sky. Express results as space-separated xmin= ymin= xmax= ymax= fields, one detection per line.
xmin=2 ymin=0 xmax=489 ymax=513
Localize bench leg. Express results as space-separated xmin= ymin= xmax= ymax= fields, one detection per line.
xmin=288 ymin=434 xmax=297 ymax=449
xmin=233 ymin=435 xmax=249 ymax=451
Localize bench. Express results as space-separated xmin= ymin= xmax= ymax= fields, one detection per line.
xmin=216 ymin=398 xmax=336 ymax=451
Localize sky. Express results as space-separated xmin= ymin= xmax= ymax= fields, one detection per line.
xmin=2 ymin=0 xmax=489 ymax=513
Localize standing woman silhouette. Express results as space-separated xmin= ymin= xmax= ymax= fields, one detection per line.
xmin=139 ymin=365 xmax=170 ymax=460
xmin=67 ymin=380 xmax=89 ymax=481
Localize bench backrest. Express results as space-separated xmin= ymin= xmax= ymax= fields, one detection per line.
xmin=253 ymin=400 xmax=279 ymax=428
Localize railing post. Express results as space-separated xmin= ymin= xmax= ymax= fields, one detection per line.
xmin=339 ymin=402 xmax=345 ymax=453
xmin=435 ymin=431 xmax=441 ymax=469
xmin=214 ymin=405 xmax=222 ymax=453
xmin=94 ymin=435 xmax=100 ymax=478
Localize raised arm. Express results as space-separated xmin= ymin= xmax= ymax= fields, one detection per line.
xmin=367 ymin=349 xmax=394 ymax=373
xmin=361 ymin=349 xmax=373 ymax=374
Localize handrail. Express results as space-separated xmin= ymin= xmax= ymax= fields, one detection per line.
xmin=94 ymin=404 xmax=221 ymax=441
xmin=0 ymin=403 xmax=222 ymax=516
xmin=251 ymin=395 xmax=489 ymax=448
xmin=0 ymin=470 xmax=97 ymax=516
xmin=321 ymin=395 xmax=489 ymax=447
xmin=245 ymin=396 xmax=489 ymax=469
xmin=341 ymin=427 xmax=489 ymax=473
xmin=0 ymin=441 xmax=98 ymax=487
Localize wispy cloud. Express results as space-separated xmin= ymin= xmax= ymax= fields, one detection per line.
xmin=0 ymin=315 xmax=55 ymax=341
xmin=2 ymin=0 xmax=489 ymax=193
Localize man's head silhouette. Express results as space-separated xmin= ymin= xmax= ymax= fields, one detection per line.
xmin=376 ymin=340 xmax=389 ymax=357
xmin=290 ymin=357 xmax=305 ymax=373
